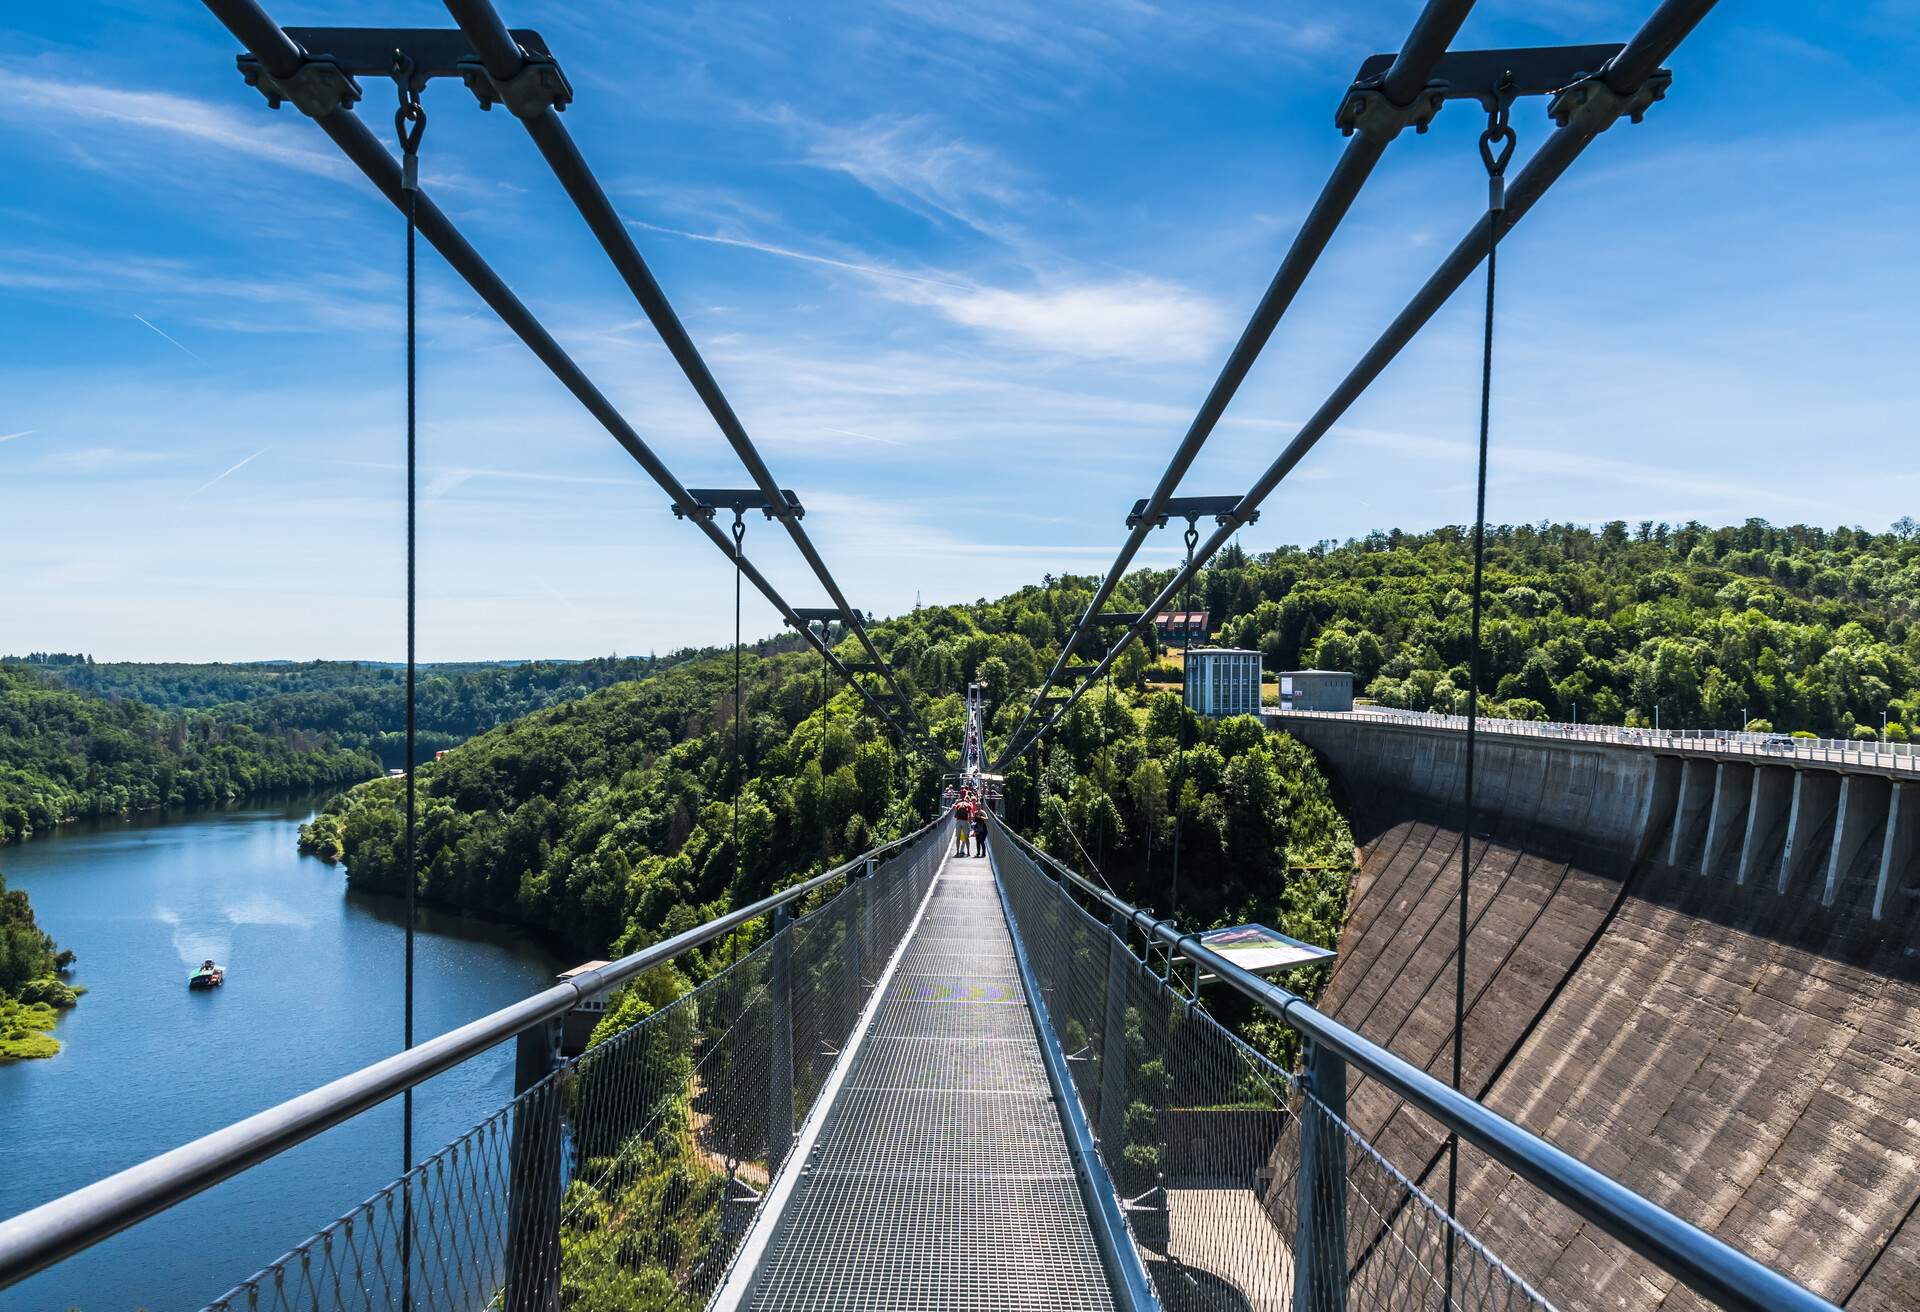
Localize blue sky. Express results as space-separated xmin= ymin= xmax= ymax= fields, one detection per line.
xmin=4 ymin=1 xmax=1917 ymax=661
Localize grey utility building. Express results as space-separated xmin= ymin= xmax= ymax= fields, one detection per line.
xmin=1185 ymin=647 xmax=1263 ymax=718
xmin=1277 ymin=669 xmax=1355 ymax=712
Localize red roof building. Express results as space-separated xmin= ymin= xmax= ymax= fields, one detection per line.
xmin=1154 ymin=610 xmax=1210 ymax=642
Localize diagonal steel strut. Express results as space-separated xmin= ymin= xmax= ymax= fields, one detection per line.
xmin=996 ymin=0 xmax=1478 ymax=764
xmin=442 ymin=0 xmax=935 ymax=753
xmin=998 ymin=0 xmax=1717 ymax=767
xmin=199 ymin=0 xmax=945 ymax=767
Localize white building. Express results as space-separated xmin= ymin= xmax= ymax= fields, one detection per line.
xmin=1276 ymin=669 xmax=1355 ymax=712
xmin=1184 ymin=647 xmax=1263 ymax=718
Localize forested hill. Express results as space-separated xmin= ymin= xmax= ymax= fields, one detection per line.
xmin=18 ymin=652 xmax=722 ymax=766
xmin=301 ymin=585 xmax=1358 ymax=1026
xmin=0 ymin=665 xmax=380 ymax=844
xmin=1203 ymin=518 xmax=1919 ymax=738
xmin=298 ymin=516 xmax=1916 ymax=1062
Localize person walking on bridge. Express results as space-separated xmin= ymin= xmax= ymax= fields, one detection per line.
xmin=970 ymin=808 xmax=988 ymax=858
xmin=952 ymin=790 xmax=973 ymax=856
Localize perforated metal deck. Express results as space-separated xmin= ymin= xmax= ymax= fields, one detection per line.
xmin=745 ymin=853 xmax=1118 ymax=1310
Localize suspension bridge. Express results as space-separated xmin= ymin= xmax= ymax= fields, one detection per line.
xmin=1 ymin=1 xmax=1909 ymax=1309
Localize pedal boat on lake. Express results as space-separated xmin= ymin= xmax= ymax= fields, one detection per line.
xmin=189 ymin=960 xmax=225 ymax=989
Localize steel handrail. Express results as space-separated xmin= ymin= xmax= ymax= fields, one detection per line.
xmin=989 ymin=818 xmax=1840 ymax=1312
xmin=1267 ymin=707 xmax=1920 ymax=773
xmin=0 ymin=819 xmax=940 ymax=1290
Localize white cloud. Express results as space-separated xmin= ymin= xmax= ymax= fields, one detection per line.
xmin=636 ymin=220 xmax=1223 ymax=362
xmin=781 ymin=110 xmax=1029 ymax=244
xmin=908 ymin=278 xmax=1227 ymax=362
xmin=0 ymin=73 xmax=348 ymax=179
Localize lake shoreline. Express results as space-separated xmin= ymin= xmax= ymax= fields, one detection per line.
xmin=0 ymin=794 xmax=565 ymax=1310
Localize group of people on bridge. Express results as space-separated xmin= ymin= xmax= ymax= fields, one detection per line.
xmin=949 ymin=785 xmax=988 ymax=857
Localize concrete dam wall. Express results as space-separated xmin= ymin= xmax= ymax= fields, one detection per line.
xmin=1276 ymin=717 xmax=1920 ymax=1311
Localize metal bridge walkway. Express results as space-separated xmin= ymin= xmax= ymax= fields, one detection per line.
xmin=739 ymin=851 xmax=1117 ymax=1310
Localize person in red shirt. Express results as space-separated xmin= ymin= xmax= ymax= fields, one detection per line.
xmin=952 ymin=793 xmax=973 ymax=855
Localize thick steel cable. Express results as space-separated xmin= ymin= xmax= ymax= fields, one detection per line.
xmin=998 ymin=0 xmax=1476 ymax=760
xmin=1444 ymin=93 xmax=1514 ymax=1308
xmin=1167 ymin=522 xmax=1198 ymax=918
xmin=441 ymin=0 xmax=933 ymax=750
xmin=732 ymin=512 xmax=746 ymax=899
xmin=203 ymin=0 xmax=942 ymax=768
xmin=391 ymin=64 xmax=426 ymax=1312
xmin=995 ymin=0 xmax=1716 ymax=769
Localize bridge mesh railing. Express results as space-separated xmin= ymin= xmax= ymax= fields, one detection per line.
xmin=990 ymin=828 xmax=1552 ymax=1312
xmin=204 ymin=824 xmax=945 ymax=1312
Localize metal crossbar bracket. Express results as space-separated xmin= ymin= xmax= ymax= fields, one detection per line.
xmin=238 ymin=27 xmax=568 ymax=117
xmin=842 ymin=661 xmax=888 ymax=675
xmin=1124 ymin=495 xmax=1249 ymax=529
xmin=1097 ymin=611 xmax=1146 ymax=627
xmin=674 ymin=487 xmax=806 ymax=521
xmin=1338 ymin=43 xmax=1630 ymax=140
xmin=790 ymin=607 xmax=843 ymax=624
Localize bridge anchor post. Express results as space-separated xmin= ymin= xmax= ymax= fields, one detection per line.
xmin=1293 ymin=1036 xmax=1350 ymax=1312
xmin=504 ymin=1016 xmax=563 ymax=1312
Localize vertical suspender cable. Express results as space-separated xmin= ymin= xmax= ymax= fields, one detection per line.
xmin=818 ymin=625 xmax=829 ymax=862
xmin=732 ymin=511 xmax=747 ymax=903
xmin=391 ymin=59 xmax=426 ymax=1312
xmin=1167 ymin=521 xmax=1199 ymax=918
xmin=1446 ymin=88 xmax=1514 ymax=1307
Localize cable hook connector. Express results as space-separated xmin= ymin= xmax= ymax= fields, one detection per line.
xmin=1182 ymin=520 xmax=1201 ymax=556
xmin=731 ymin=508 xmax=748 ymax=556
xmin=392 ymin=52 xmax=427 ymax=192
xmin=1478 ymin=76 xmax=1518 ymax=213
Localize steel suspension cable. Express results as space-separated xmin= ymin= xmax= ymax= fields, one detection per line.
xmin=1445 ymin=90 xmax=1514 ymax=1308
xmin=391 ymin=60 xmax=426 ymax=1312
xmin=205 ymin=0 xmax=942 ymax=770
xmin=732 ymin=512 xmax=746 ymax=899
xmin=994 ymin=0 xmax=1714 ymax=769
xmin=1167 ymin=521 xmax=1199 ymax=918
xmin=998 ymin=0 xmax=1475 ymax=761
xmin=442 ymin=0 xmax=931 ymax=748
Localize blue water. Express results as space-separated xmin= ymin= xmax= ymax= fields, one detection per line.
xmin=0 ymin=796 xmax=562 ymax=1311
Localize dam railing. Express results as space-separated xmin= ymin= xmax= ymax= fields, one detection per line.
xmin=987 ymin=820 xmax=1841 ymax=1312
xmin=1267 ymin=706 xmax=1920 ymax=773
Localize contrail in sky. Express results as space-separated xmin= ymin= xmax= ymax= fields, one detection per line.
xmin=628 ymin=220 xmax=975 ymax=292
xmin=132 ymin=313 xmax=207 ymax=364
xmin=191 ymin=447 xmax=269 ymax=496
xmin=0 ymin=430 xmax=33 ymax=443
